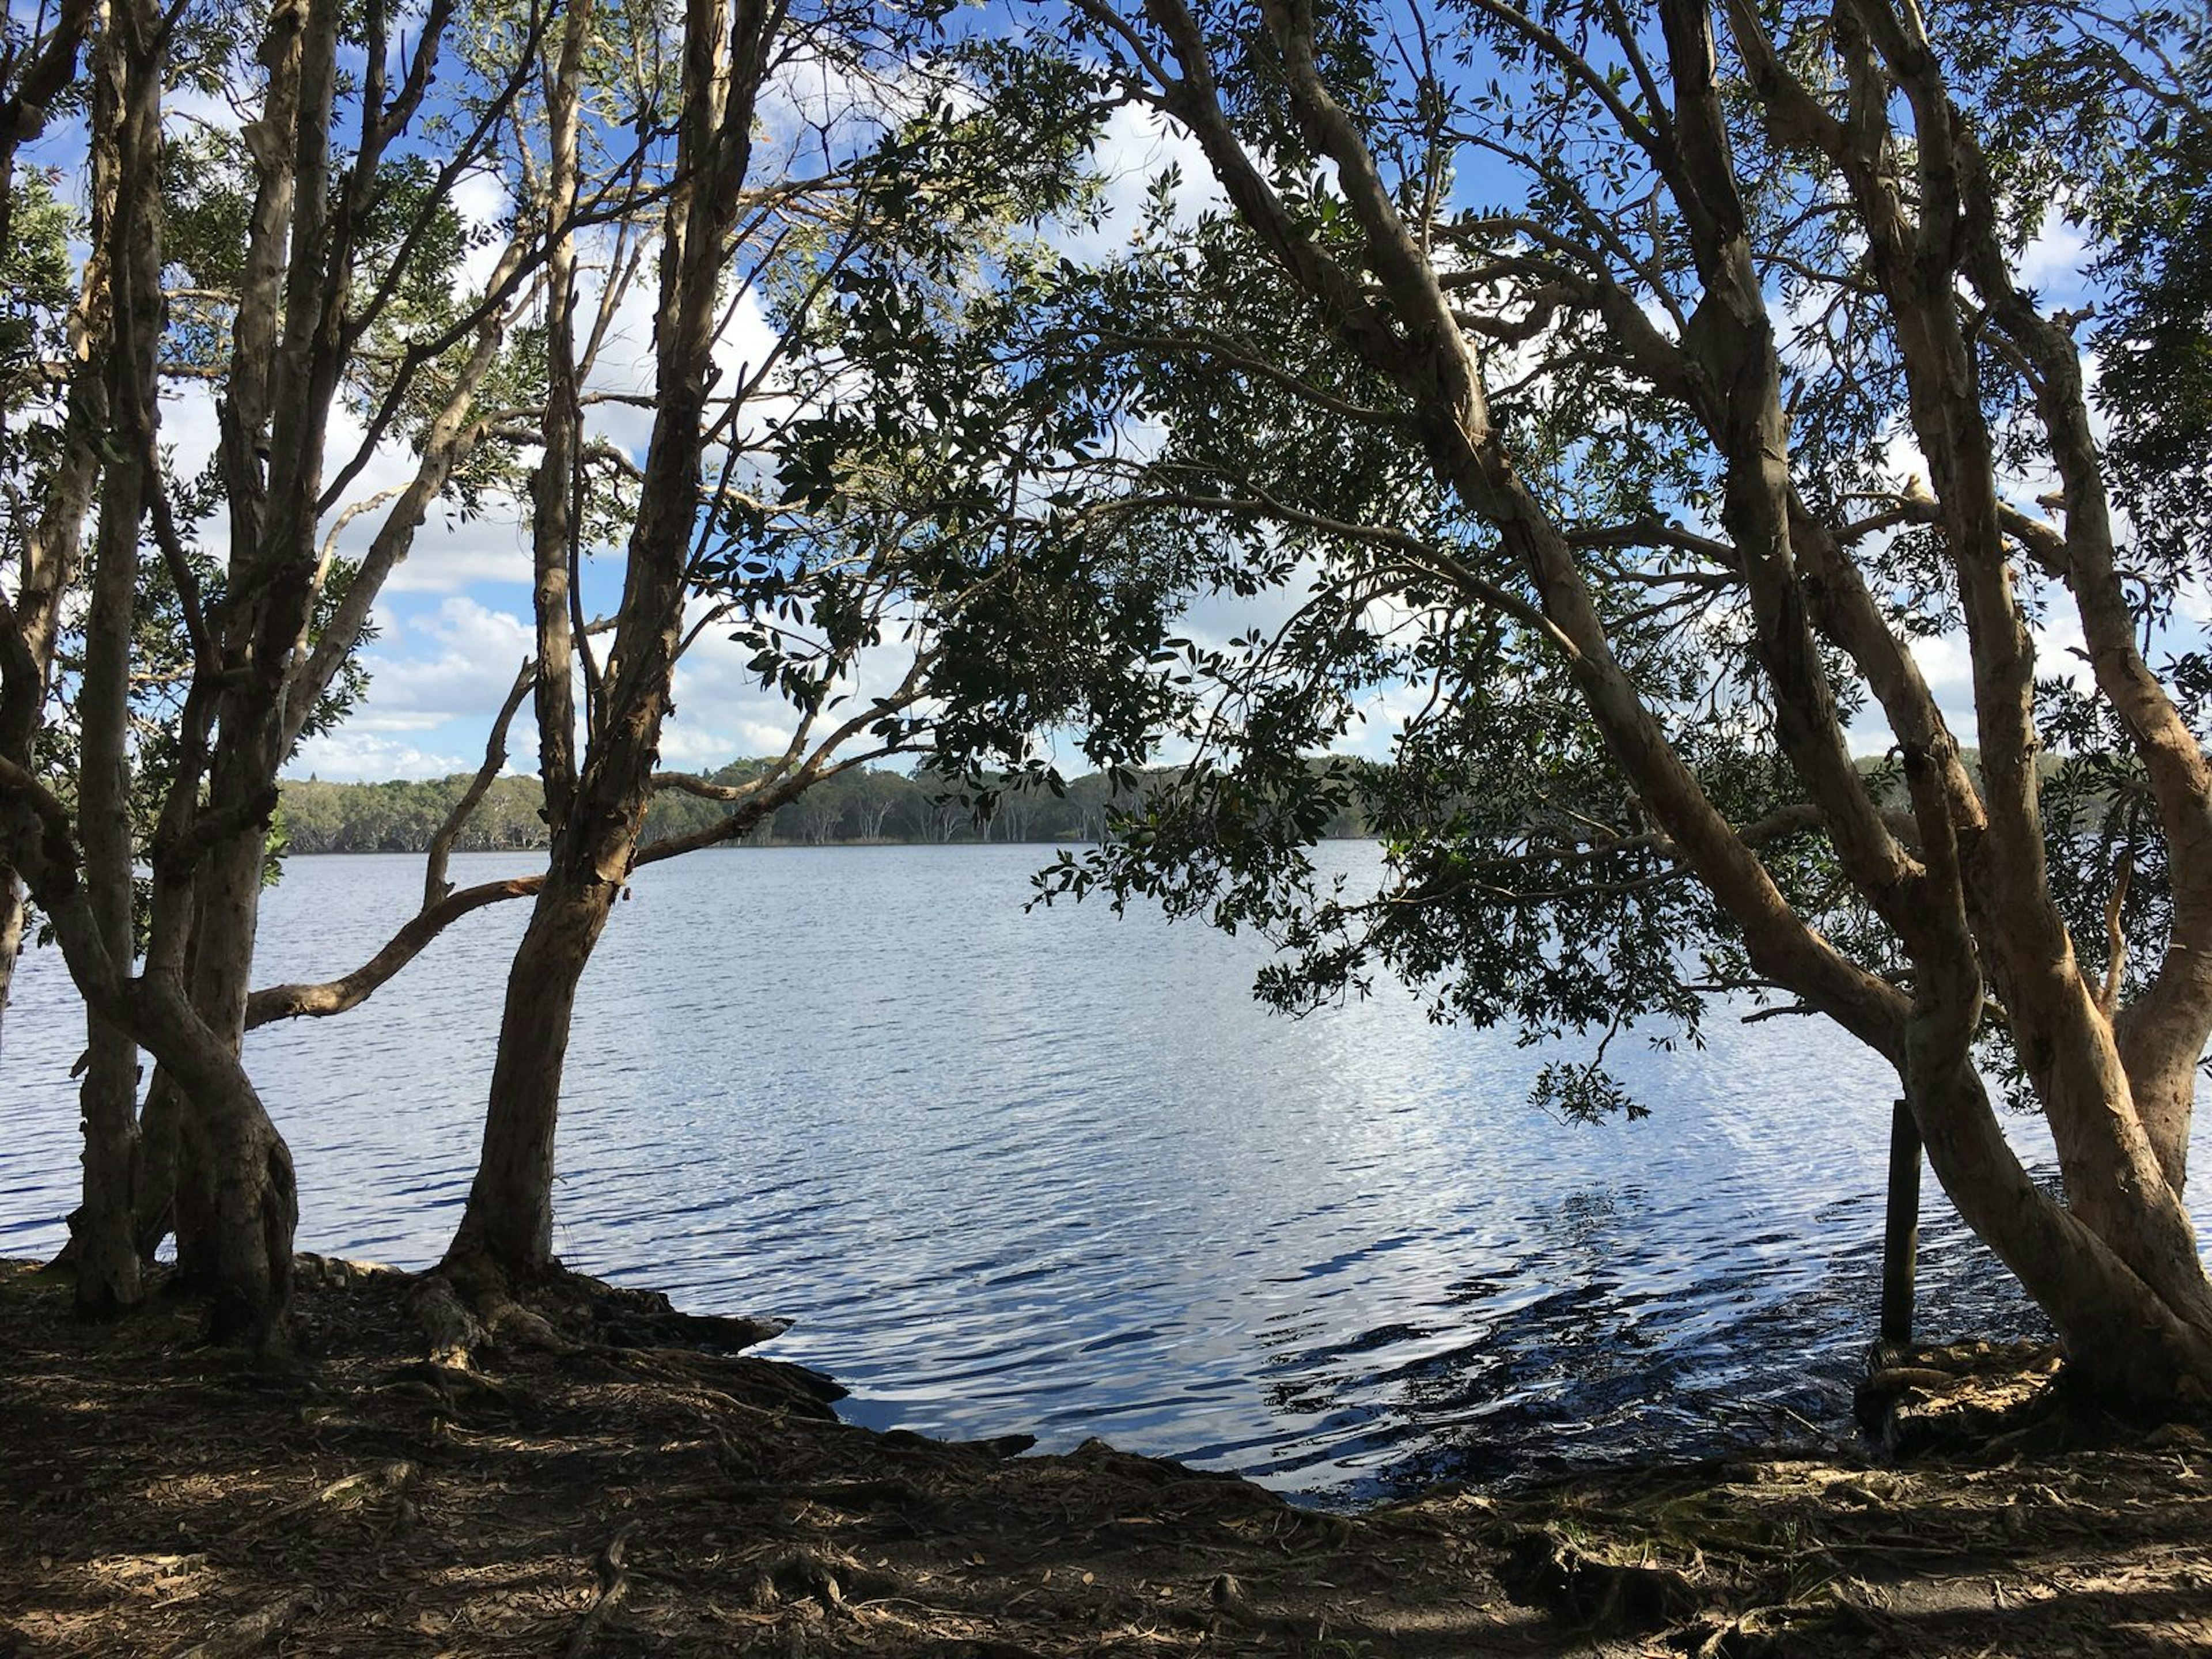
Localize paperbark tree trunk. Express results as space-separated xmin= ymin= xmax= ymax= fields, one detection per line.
xmin=443 ymin=0 xmax=767 ymax=1287
xmin=2116 ymin=984 xmax=2208 ymax=1194
xmin=151 ymin=0 xmax=320 ymax=1336
xmin=0 ymin=9 xmax=106 ymax=1066
xmin=143 ymin=889 xmax=296 ymax=1347
xmin=6 ymin=0 xmax=522 ymax=1338
xmin=119 ymin=0 xmax=529 ymax=1298
xmin=69 ymin=0 xmax=165 ymax=1315
xmin=0 ymin=879 xmax=23 ymax=1058
xmin=143 ymin=0 xmax=512 ymax=1313
xmin=0 ymin=775 xmax=298 ymax=1349
xmin=134 ymin=1066 xmax=181 ymax=1260
xmin=443 ymin=876 xmax=612 ymax=1276
xmin=529 ymin=0 xmax=591 ymax=840
xmin=1906 ymin=1054 xmax=2212 ymax=1406
xmin=168 ymin=797 xmax=292 ymax=1340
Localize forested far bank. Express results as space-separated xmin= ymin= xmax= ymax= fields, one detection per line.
xmin=276 ymin=750 xmax=2117 ymax=857
xmin=276 ymin=766 xmax=1372 ymax=854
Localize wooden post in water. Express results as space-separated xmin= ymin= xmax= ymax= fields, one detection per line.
xmin=1881 ymin=1096 xmax=1921 ymax=1349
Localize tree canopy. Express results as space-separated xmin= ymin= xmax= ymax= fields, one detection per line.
xmin=1014 ymin=0 xmax=2212 ymax=1406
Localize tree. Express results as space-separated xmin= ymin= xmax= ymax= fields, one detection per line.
xmin=2 ymin=0 xmax=559 ymax=1335
xmin=0 ymin=1 xmax=93 ymax=1060
xmin=839 ymin=768 xmax=905 ymax=842
xmin=1 ymin=0 xmax=1154 ymax=1340
xmin=426 ymin=0 xmax=1176 ymax=1294
xmin=151 ymin=0 xmax=556 ymax=1338
xmin=422 ymin=0 xmax=912 ymax=1286
xmin=1035 ymin=0 xmax=2212 ymax=1407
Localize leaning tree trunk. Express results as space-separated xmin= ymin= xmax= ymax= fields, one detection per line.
xmin=441 ymin=872 xmax=616 ymax=1279
xmin=438 ymin=0 xmax=601 ymax=1290
xmin=1906 ymin=1048 xmax=2212 ymax=1408
xmin=441 ymin=641 xmax=688 ymax=1289
xmin=441 ymin=0 xmax=759 ymax=1290
xmin=2116 ymin=996 xmax=2207 ymax=1196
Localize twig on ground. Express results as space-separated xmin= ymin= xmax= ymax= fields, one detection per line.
xmin=564 ymin=1521 xmax=635 ymax=1659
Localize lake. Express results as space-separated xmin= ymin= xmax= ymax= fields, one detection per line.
xmin=5 ymin=845 xmax=2205 ymax=1501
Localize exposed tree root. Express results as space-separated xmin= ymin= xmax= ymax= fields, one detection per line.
xmin=1495 ymin=1524 xmax=1709 ymax=1631
xmin=1855 ymin=1339 xmax=2078 ymax=1457
xmin=406 ymin=1272 xmax=488 ymax=1369
xmin=381 ymin=1358 xmax=539 ymax=1421
xmin=405 ymin=1255 xmax=840 ymax=1438
xmin=562 ymin=1524 xmax=633 ymax=1659
xmin=236 ymin=1460 xmax=417 ymax=1541
xmin=415 ymin=1254 xmax=790 ymax=1363
xmin=747 ymin=1544 xmax=862 ymax=1612
xmin=172 ymin=1588 xmax=319 ymax=1658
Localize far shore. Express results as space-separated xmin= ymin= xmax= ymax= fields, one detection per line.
xmin=276 ymin=838 xmax=1115 ymax=853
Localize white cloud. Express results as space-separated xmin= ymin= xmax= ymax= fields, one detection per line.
xmin=289 ymin=728 xmax=472 ymax=782
xmin=309 ymin=394 xmax=540 ymax=593
xmin=655 ymin=715 xmax=804 ymax=769
xmin=379 ymin=532 xmax=535 ymax=594
xmin=566 ymin=238 xmax=664 ymax=461
xmin=663 ymin=604 xmax=838 ymax=767
xmin=158 ymin=382 xmax=224 ymax=478
xmin=1051 ymin=103 xmax=1226 ymax=263
xmin=2017 ymin=212 xmax=2094 ymax=300
xmin=358 ymin=597 xmax=534 ymax=720
xmin=165 ymin=82 xmax=244 ymax=138
xmin=450 ymin=171 xmax=516 ymax=294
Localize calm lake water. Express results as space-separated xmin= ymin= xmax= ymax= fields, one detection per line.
xmin=5 ymin=846 xmax=2207 ymax=1500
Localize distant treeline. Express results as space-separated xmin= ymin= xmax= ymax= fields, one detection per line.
xmin=276 ymin=744 xmax=2105 ymax=860
xmin=278 ymin=764 xmax=1372 ymax=855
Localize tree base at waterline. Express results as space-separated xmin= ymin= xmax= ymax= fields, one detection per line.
xmin=406 ymin=1249 xmax=797 ymax=1373
xmin=3 ymin=1260 xmax=2208 ymax=1658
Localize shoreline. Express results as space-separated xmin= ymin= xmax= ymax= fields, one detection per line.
xmin=266 ymin=836 xmax=1381 ymax=857
xmin=5 ymin=1257 xmax=2207 ymax=1656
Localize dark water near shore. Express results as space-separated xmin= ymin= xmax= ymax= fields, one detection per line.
xmin=5 ymin=846 xmax=2207 ymax=1500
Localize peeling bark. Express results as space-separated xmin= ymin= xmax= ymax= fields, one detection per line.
xmin=70 ymin=0 xmax=166 ymax=1316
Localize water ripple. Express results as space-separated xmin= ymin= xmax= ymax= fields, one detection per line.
xmin=2 ymin=843 xmax=2207 ymax=1501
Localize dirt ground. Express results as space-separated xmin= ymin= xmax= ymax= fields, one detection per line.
xmin=2 ymin=1257 xmax=2209 ymax=1657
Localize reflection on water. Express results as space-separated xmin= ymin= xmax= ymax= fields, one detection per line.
xmin=2 ymin=844 xmax=2206 ymax=1501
